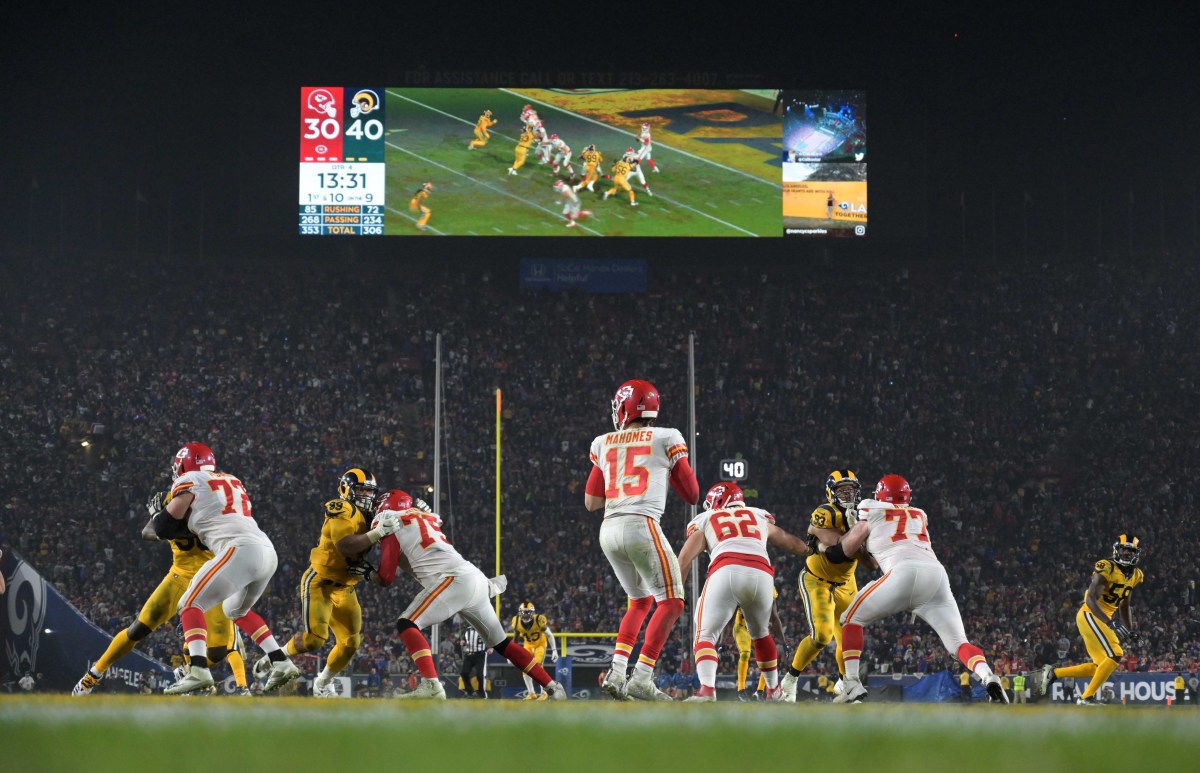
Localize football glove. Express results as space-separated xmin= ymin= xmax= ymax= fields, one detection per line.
xmin=1112 ymin=622 xmax=1139 ymax=646
xmin=346 ymin=559 xmax=378 ymax=583
xmin=146 ymin=490 xmax=168 ymax=516
xmin=413 ymin=498 xmax=433 ymax=513
xmin=366 ymin=513 xmax=400 ymax=544
xmin=844 ymin=506 xmax=859 ymax=526
xmin=805 ymin=533 xmax=820 ymax=556
xmin=549 ymin=652 xmax=559 ymax=664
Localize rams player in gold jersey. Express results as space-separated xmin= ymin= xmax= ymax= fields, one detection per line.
xmin=278 ymin=468 xmax=382 ymax=698
xmin=508 ymin=123 xmax=535 ymax=176
xmin=410 ymin=183 xmax=433 ymax=230
xmin=510 ymin=602 xmax=559 ymax=699
xmin=779 ymin=470 xmax=862 ymax=702
xmin=468 ymin=109 xmax=498 ymax=150
xmin=73 ymin=490 xmax=244 ymax=695
xmin=573 ymin=145 xmax=603 ymax=193
xmin=602 ymin=152 xmax=637 ymax=206
xmin=1040 ymin=534 xmax=1144 ymax=705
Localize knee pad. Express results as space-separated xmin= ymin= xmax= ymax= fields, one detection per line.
xmin=127 ymin=620 xmax=153 ymax=642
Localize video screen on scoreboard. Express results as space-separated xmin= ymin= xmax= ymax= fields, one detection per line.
xmin=298 ymin=87 xmax=867 ymax=237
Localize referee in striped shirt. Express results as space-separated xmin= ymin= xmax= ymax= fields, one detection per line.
xmin=459 ymin=627 xmax=487 ymax=698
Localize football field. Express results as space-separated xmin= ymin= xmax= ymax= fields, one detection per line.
xmin=382 ymin=88 xmax=782 ymax=236
xmin=3 ymin=695 xmax=1197 ymax=772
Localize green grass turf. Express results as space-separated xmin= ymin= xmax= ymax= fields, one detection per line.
xmin=382 ymin=88 xmax=782 ymax=236
xmin=3 ymin=695 xmax=1198 ymax=773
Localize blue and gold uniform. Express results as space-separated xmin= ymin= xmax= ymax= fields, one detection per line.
xmin=288 ymin=469 xmax=376 ymax=685
xmin=789 ymin=470 xmax=861 ymax=680
xmin=1045 ymin=535 xmax=1144 ymax=703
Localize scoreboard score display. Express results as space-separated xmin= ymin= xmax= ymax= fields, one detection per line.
xmin=299 ymin=87 xmax=387 ymax=235
xmin=298 ymin=86 xmax=866 ymax=237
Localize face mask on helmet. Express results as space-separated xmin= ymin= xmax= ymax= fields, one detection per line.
xmin=1112 ymin=535 xmax=1141 ymax=567
xmin=519 ymin=603 xmax=535 ymax=622
xmin=339 ymin=469 xmax=379 ymax=514
xmin=825 ymin=470 xmax=861 ymax=507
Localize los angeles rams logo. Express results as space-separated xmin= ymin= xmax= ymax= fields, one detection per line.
xmin=350 ymin=89 xmax=380 ymax=118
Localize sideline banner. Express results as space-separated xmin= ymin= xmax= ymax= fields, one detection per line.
xmin=1 ymin=550 xmax=172 ymax=692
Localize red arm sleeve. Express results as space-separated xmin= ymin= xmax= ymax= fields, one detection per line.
xmin=585 ymin=465 xmax=607 ymax=497
xmin=376 ymin=534 xmax=399 ymax=586
xmin=670 ymin=457 xmax=700 ymax=505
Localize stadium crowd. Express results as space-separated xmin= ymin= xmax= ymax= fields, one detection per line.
xmin=1 ymin=252 xmax=1198 ymax=690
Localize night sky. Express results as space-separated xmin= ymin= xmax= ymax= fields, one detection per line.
xmin=1 ymin=4 xmax=1194 ymax=260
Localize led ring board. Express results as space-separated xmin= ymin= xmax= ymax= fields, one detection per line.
xmin=299 ymin=87 xmax=865 ymax=237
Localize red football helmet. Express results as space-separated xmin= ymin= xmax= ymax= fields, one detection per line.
xmin=875 ymin=474 xmax=912 ymax=504
xmin=611 ymin=379 xmax=660 ymax=431
xmin=172 ymin=442 xmax=216 ymax=478
xmin=704 ymin=481 xmax=744 ymax=511
xmin=375 ymin=488 xmax=414 ymax=515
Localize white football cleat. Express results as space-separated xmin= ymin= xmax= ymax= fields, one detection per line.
xmin=545 ymin=680 xmax=568 ymax=701
xmin=630 ymin=201 xmax=639 ymax=207
xmin=779 ymin=672 xmax=798 ymax=703
xmin=396 ymin=677 xmax=447 ymax=700
xmin=643 ymin=186 xmax=653 ymax=196
xmin=263 ymin=659 xmax=301 ymax=692
xmin=600 ymin=668 xmax=631 ymax=701
xmin=832 ymin=676 xmax=867 ymax=703
xmin=683 ymin=685 xmax=716 ymax=703
xmin=602 ymin=191 xmax=610 ymax=201
xmin=565 ymin=221 xmax=577 ymax=227
xmin=164 ymin=665 xmax=215 ymax=696
xmin=625 ymin=672 xmax=672 ymax=701
xmin=312 ymin=678 xmax=336 ymax=698
xmin=507 ymin=168 xmax=517 ymax=176
xmin=764 ymin=684 xmax=785 ymax=702
xmin=984 ymin=674 xmax=1010 ymax=704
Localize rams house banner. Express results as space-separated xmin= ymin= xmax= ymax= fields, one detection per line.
xmin=1 ymin=549 xmax=172 ymax=692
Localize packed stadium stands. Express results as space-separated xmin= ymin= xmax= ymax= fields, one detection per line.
xmin=1 ymin=251 xmax=1197 ymax=690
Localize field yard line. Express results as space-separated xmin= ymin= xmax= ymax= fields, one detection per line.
xmin=384 ymin=141 xmax=604 ymax=236
xmin=499 ymin=88 xmax=783 ymax=190
xmin=388 ymin=89 xmax=759 ymax=236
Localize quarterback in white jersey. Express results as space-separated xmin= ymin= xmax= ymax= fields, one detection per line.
xmin=154 ymin=442 xmax=299 ymax=696
xmin=370 ymin=489 xmax=566 ymax=700
xmin=676 ymin=482 xmax=811 ymax=701
xmin=636 ymin=123 xmax=660 ymax=172
xmin=585 ymin=379 xmax=699 ymax=701
xmin=812 ymin=473 xmax=1008 ymax=704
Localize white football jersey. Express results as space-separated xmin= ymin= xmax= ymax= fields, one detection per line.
xmin=170 ymin=470 xmax=272 ymax=555
xmin=686 ymin=505 xmax=774 ymax=565
xmin=589 ymin=426 xmax=689 ymax=521
xmin=375 ymin=505 xmax=470 ymax=586
xmin=857 ymin=498 xmax=939 ymax=572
